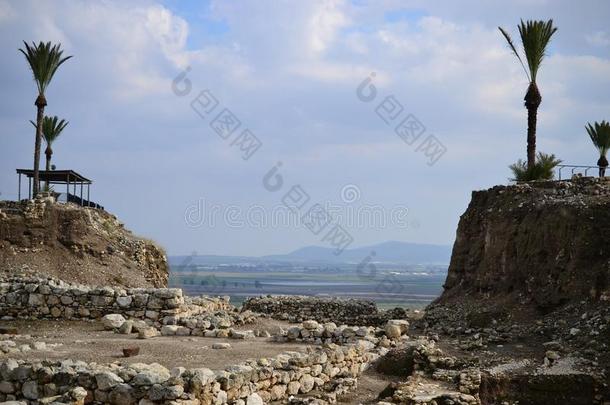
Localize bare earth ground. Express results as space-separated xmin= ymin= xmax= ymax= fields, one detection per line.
xmin=0 ymin=248 xmax=157 ymax=288
xmin=337 ymin=369 xmax=399 ymax=404
xmin=0 ymin=319 xmax=308 ymax=370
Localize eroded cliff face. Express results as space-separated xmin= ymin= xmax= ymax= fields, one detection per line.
xmin=438 ymin=177 xmax=610 ymax=310
xmin=0 ymin=198 xmax=168 ymax=287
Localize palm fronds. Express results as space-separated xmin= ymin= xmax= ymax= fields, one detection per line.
xmin=498 ymin=27 xmax=530 ymax=81
xmin=499 ymin=20 xmax=557 ymax=83
xmin=30 ymin=116 xmax=69 ymax=146
xmin=509 ymin=152 xmax=562 ymax=182
xmin=585 ymin=121 xmax=610 ymax=157
xmin=19 ymin=41 xmax=72 ymax=95
xmin=518 ymin=20 xmax=557 ymax=82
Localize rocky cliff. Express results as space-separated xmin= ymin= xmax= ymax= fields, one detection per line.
xmin=416 ymin=177 xmax=610 ymax=404
xmin=0 ymin=197 xmax=168 ymax=287
xmin=438 ymin=176 xmax=610 ymax=310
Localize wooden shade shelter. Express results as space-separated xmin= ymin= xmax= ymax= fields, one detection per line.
xmin=16 ymin=169 xmax=102 ymax=209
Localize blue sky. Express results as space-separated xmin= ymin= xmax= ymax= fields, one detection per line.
xmin=1 ymin=0 xmax=610 ymax=256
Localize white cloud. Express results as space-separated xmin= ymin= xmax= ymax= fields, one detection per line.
xmin=289 ymin=61 xmax=377 ymax=83
xmin=3 ymin=0 xmax=610 ymax=255
xmin=144 ymin=5 xmax=189 ymax=67
xmin=586 ymin=31 xmax=610 ymax=47
xmin=0 ymin=0 xmax=15 ymax=22
xmin=308 ymin=0 xmax=350 ymax=53
xmin=17 ymin=1 xmax=192 ymax=100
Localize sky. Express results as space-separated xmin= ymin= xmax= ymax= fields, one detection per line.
xmin=1 ymin=0 xmax=609 ymax=257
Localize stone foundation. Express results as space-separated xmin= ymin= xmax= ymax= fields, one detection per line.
xmin=0 ymin=342 xmax=378 ymax=404
xmin=0 ymin=277 xmax=404 ymax=404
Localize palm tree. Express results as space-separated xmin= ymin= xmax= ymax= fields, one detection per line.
xmin=30 ymin=116 xmax=68 ymax=187
xmin=585 ymin=121 xmax=610 ymax=177
xmin=509 ymin=152 xmax=562 ymax=182
xmin=499 ymin=20 xmax=558 ymax=170
xmin=19 ymin=41 xmax=72 ymax=197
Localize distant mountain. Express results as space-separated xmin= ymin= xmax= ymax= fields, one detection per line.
xmin=263 ymin=241 xmax=451 ymax=264
xmin=170 ymin=241 xmax=451 ymax=266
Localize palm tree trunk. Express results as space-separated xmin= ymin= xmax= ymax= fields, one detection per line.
xmin=45 ymin=152 xmax=51 ymax=171
xmin=45 ymin=146 xmax=52 ymax=189
xmin=524 ymin=82 xmax=541 ymax=171
xmin=33 ymin=95 xmax=46 ymax=197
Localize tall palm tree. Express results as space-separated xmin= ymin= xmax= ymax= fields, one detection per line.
xmin=585 ymin=120 xmax=610 ymax=177
xmin=30 ymin=116 xmax=68 ymax=187
xmin=499 ymin=20 xmax=558 ymax=170
xmin=19 ymin=41 xmax=72 ymax=197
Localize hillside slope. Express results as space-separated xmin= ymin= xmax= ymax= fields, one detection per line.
xmin=0 ymin=197 xmax=168 ymax=287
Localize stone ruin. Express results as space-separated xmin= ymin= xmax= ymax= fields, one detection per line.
xmin=0 ymin=342 xmax=377 ymax=404
xmin=242 ymin=295 xmax=408 ymax=326
xmin=0 ymin=275 xmax=415 ymax=404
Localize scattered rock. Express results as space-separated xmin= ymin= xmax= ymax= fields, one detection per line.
xmin=138 ymin=327 xmax=159 ymax=339
xmin=123 ymin=347 xmax=140 ymax=357
xmin=303 ymin=320 xmax=320 ymax=330
xmin=118 ymin=320 xmax=133 ymax=335
xmin=101 ymin=314 xmax=126 ymax=330
xmin=385 ymin=324 xmax=402 ymax=339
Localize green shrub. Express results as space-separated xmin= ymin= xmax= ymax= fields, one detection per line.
xmin=509 ymin=152 xmax=562 ymax=182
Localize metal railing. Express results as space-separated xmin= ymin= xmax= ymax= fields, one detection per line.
xmin=61 ymin=192 xmax=104 ymax=209
xmin=556 ymin=165 xmax=602 ymax=180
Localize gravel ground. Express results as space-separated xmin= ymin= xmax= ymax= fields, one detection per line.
xmin=0 ymin=319 xmax=308 ymax=370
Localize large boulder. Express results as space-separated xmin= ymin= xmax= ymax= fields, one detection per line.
xmin=95 ymin=371 xmax=124 ymax=390
xmin=101 ymin=314 xmax=126 ymax=330
xmin=376 ymin=345 xmax=415 ymax=376
xmin=385 ymin=324 xmax=402 ymax=339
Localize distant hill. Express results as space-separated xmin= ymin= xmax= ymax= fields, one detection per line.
xmin=263 ymin=241 xmax=451 ymax=264
xmin=170 ymin=241 xmax=451 ymax=266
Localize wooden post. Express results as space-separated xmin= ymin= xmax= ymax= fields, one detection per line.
xmin=18 ymin=173 xmax=21 ymax=201
xmin=66 ymin=174 xmax=70 ymax=202
xmin=87 ymin=184 xmax=90 ymax=206
xmin=80 ymin=182 xmax=83 ymax=206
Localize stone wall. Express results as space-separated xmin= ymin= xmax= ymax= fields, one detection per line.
xmin=273 ymin=319 xmax=409 ymax=347
xmin=242 ymin=295 xmax=408 ymax=326
xmin=0 ymin=342 xmax=378 ymax=404
xmin=0 ymin=276 xmax=230 ymax=323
